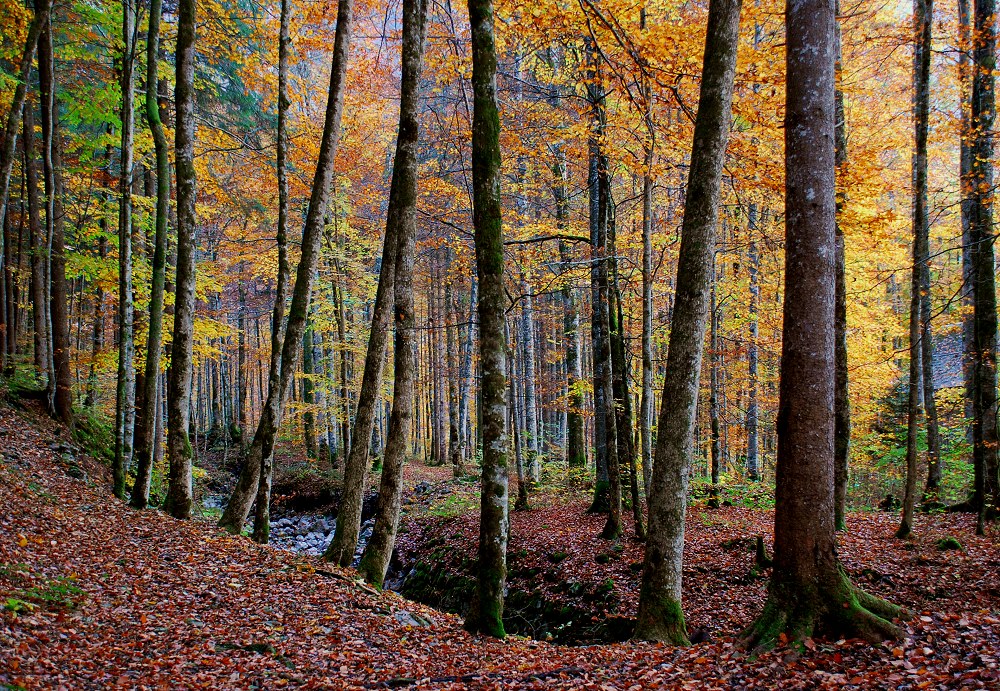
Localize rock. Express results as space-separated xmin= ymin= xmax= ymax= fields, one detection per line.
xmin=413 ymin=481 xmax=432 ymax=495
xmin=394 ymin=610 xmax=435 ymax=628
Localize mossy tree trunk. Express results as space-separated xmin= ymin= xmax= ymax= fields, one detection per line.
xmin=165 ymin=0 xmax=197 ymax=519
xmin=633 ymin=0 xmax=741 ymax=645
xmin=356 ymin=0 xmax=427 ymax=587
xmin=131 ymin=0 xmax=170 ymax=509
xmin=463 ymin=0 xmax=508 ymax=638
xmin=742 ymin=0 xmax=904 ymax=652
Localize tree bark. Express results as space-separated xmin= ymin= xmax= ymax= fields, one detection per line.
xmin=633 ymin=0 xmax=741 ymax=644
xmin=742 ymin=0 xmax=903 ymax=651
xmin=463 ymin=0 xmax=508 ymax=638
xmin=24 ymin=105 xmax=47 ymax=380
xmin=165 ymin=0 xmax=198 ymax=518
xmin=131 ymin=0 xmax=170 ymax=508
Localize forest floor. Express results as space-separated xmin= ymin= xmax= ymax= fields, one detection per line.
xmin=2 ymin=399 xmax=1000 ymax=689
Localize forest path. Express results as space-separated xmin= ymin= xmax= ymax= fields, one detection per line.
xmin=1 ymin=400 xmax=999 ymax=689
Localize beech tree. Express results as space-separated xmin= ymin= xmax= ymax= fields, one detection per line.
xmin=633 ymin=0 xmax=741 ymax=644
xmin=742 ymin=0 xmax=904 ymax=650
xmin=463 ymin=0 xmax=508 ymax=639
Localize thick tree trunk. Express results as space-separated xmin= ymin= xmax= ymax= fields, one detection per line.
xmin=742 ymin=0 xmax=903 ymax=651
xmin=221 ymin=0 xmax=355 ymax=535
xmin=165 ymin=0 xmax=198 ymax=518
xmin=131 ymin=0 xmax=170 ymax=508
xmin=356 ymin=0 xmax=427 ymax=586
xmin=969 ymin=0 xmax=999 ymax=531
xmin=633 ymin=0 xmax=741 ymax=644
xmin=463 ymin=0 xmax=508 ymax=638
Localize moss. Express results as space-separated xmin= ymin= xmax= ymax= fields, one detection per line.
xmin=547 ymin=551 xmax=569 ymax=563
xmin=633 ymin=591 xmax=689 ymax=645
xmin=935 ymin=536 xmax=962 ymax=551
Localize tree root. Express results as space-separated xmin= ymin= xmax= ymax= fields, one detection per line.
xmin=741 ymin=567 xmax=906 ymax=654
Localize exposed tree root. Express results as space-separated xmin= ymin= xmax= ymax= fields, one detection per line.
xmin=741 ymin=567 xmax=906 ymax=654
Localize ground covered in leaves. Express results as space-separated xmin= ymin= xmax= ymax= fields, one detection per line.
xmin=2 ymin=400 xmax=1000 ymax=689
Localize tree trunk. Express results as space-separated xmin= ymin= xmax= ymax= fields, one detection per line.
xmin=131 ymin=0 xmax=170 ymax=508
xmin=742 ymin=0 xmax=903 ymax=651
xmin=250 ymin=0 xmax=293 ymax=544
xmin=38 ymin=25 xmax=72 ymax=428
xmin=165 ymin=0 xmax=198 ymax=518
xmin=520 ymin=273 xmax=539 ymax=481
xmin=709 ymin=269 xmax=722 ymax=507
xmin=633 ymin=0 xmax=741 ymax=644
xmin=356 ymin=0 xmax=427 ymax=587
xmin=24 ymin=105 xmax=47 ymax=380
xmin=899 ymin=0 xmax=933 ymax=538
xmin=221 ymin=0 xmax=355 ymax=535
xmin=446 ymin=267 xmax=464 ymax=475
xmin=833 ymin=0 xmax=850 ymax=530
xmin=302 ymin=321 xmax=318 ymax=458
xmin=746 ymin=207 xmax=760 ymax=482
xmin=969 ymin=0 xmax=999 ymax=531
xmin=0 ymin=0 xmax=51 ymax=233
xmin=463 ymin=0 xmax=508 ymax=638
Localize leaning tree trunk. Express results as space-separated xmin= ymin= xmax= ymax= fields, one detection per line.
xmin=250 ymin=0 xmax=293 ymax=544
xmin=632 ymin=0 xmax=741 ymax=645
xmin=833 ymin=0 xmax=851 ymax=530
xmin=131 ymin=0 xmax=170 ymax=508
xmin=742 ymin=0 xmax=903 ymax=652
xmin=463 ymin=0 xmax=509 ymax=639
xmin=221 ymin=0 xmax=355 ymax=536
xmin=968 ymin=0 xmax=999 ymax=530
xmin=165 ymin=0 xmax=198 ymax=519
xmin=0 ymin=0 xmax=51 ymax=232
xmin=897 ymin=0 xmax=933 ymax=540
xmin=356 ymin=0 xmax=427 ymax=586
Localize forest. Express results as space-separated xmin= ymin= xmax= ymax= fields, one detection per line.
xmin=1 ymin=0 xmax=999 ymax=686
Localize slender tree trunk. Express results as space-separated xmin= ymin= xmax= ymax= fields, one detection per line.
xmin=463 ymin=0 xmax=508 ymax=638
xmin=709 ymin=269 xmax=722 ymax=506
xmin=24 ymin=105 xmax=47 ymax=380
xmin=958 ymin=0 xmax=976 ymax=500
xmin=250 ymin=0 xmax=293 ymax=543
xmin=898 ymin=0 xmax=933 ymax=539
xmin=302 ymin=321 xmax=318 ymax=458
xmin=0 ymin=0 xmax=51 ymax=232
xmin=38 ymin=25 xmax=71 ymax=428
xmin=633 ymin=0 xmax=741 ymax=644
xmin=356 ymin=0 xmax=427 ymax=586
xmin=746 ymin=207 xmax=760 ymax=482
xmin=222 ymin=0 xmax=355 ymax=534
xmin=446 ymin=268 xmax=464 ymax=475
xmin=969 ymin=0 xmax=1000 ymax=530
xmin=742 ymin=0 xmax=903 ymax=652
xmin=131 ymin=0 xmax=170 ymax=508
xmin=520 ymin=273 xmax=539 ymax=480
xmin=833 ymin=0 xmax=851 ymax=529
xmin=165 ymin=0 xmax=198 ymax=518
